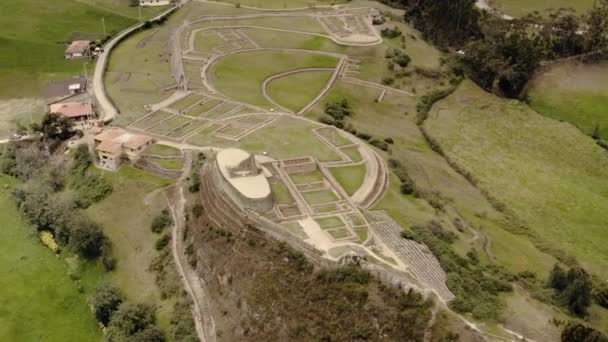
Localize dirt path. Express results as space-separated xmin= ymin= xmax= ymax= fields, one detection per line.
xmin=166 ymin=150 xmax=217 ymax=342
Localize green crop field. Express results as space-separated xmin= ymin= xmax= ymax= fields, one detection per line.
xmin=209 ymin=50 xmax=339 ymax=108
xmin=489 ymin=0 xmax=595 ymax=17
xmin=0 ymin=0 xmax=142 ymax=98
xmin=329 ymin=164 xmax=366 ymax=196
xmin=528 ymin=61 xmax=608 ymax=139
xmin=0 ymin=175 xmax=102 ymax=341
xmin=425 ymin=80 xmax=608 ymax=278
xmin=266 ymin=70 xmax=333 ymax=112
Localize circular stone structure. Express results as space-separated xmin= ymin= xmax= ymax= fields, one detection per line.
xmin=216 ymin=148 xmax=273 ymax=212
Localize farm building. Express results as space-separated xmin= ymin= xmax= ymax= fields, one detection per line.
xmin=49 ymin=101 xmax=95 ymax=122
xmin=139 ymin=0 xmax=172 ymax=6
xmin=64 ymin=40 xmax=90 ymax=59
xmin=94 ymin=128 xmax=153 ymax=170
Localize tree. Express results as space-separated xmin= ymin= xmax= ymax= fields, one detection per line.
xmin=68 ymin=216 xmax=106 ymax=258
xmin=90 ymin=284 xmax=123 ymax=326
xmin=561 ymin=322 xmax=608 ymax=342
xmin=583 ymin=0 xmax=608 ymax=55
xmin=151 ymin=209 xmax=172 ymax=233
xmin=592 ymin=124 xmax=602 ymax=140
xmin=107 ymin=303 xmax=163 ymax=341
xmin=33 ymin=113 xmax=74 ymax=143
xmin=549 ymin=264 xmax=568 ymax=290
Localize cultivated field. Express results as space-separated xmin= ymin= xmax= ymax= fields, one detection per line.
xmin=425 ymin=80 xmax=608 ymax=278
xmin=528 ymin=61 xmax=608 ymax=139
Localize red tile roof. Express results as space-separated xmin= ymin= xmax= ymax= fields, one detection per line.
xmin=49 ymin=101 xmax=94 ymax=118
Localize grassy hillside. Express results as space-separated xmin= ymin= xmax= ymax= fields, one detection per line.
xmin=528 ymin=61 xmax=608 ymax=139
xmin=489 ymin=0 xmax=595 ymax=17
xmin=0 ymin=175 xmax=102 ymax=341
xmin=424 ymin=80 xmax=608 ymax=278
xmin=0 ymin=0 xmax=168 ymax=98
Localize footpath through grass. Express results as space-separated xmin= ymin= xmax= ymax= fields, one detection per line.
xmin=0 ymin=175 xmax=102 ymax=341
xmin=425 ymin=80 xmax=608 ymax=278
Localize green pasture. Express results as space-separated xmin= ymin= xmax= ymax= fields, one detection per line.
xmin=209 ymin=50 xmax=339 ymax=108
xmin=86 ymin=166 xmax=174 ymax=330
xmin=489 ymin=0 xmax=595 ymax=17
xmin=266 ymin=70 xmax=333 ymax=112
xmin=242 ymin=27 xmax=346 ymax=53
xmin=425 ymin=80 xmax=608 ymax=278
xmin=189 ymin=16 xmax=327 ymax=36
xmin=0 ymin=176 xmax=102 ymax=341
xmin=0 ymin=0 xmax=138 ymax=98
xmin=329 ymin=164 xmax=366 ymax=196
xmin=156 ymin=158 xmax=184 ymax=170
xmin=528 ymin=61 xmax=608 ymax=139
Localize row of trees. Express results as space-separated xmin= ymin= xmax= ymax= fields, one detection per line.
xmin=406 ymin=0 xmax=608 ymax=97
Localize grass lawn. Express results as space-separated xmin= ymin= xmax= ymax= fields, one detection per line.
xmin=210 ymin=0 xmax=346 ymax=8
xmin=0 ymin=0 xmax=137 ymax=98
xmin=242 ymin=27 xmax=347 ymax=53
xmin=105 ymin=27 xmax=174 ymax=125
xmin=316 ymin=127 xmax=353 ymax=147
xmin=189 ymin=116 xmax=343 ymax=162
xmin=131 ymin=110 xmax=173 ymax=129
xmin=315 ymin=216 xmax=345 ymax=229
xmin=425 ymin=80 xmax=608 ymax=279
xmin=313 ymin=203 xmax=338 ymax=213
xmin=528 ymin=61 xmax=608 ymax=139
xmin=150 ymin=116 xmax=191 ymax=135
xmin=271 ymin=181 xmax=293 ymax=204
xmin=353 ymin=227 xmax=368 ymax=243
xmin=145 ymin=143 xmax=181 ymax=157
xmin=281 ymin=221 xmax=308 ymax=239
xmin=266 ymin=70 xmax=334 ymax=112
xmin=0 ymin=99 xmax=45 ymax=138
xmin=327 ymin=228 xmax=350 ymax=239
xmin=187 ymin=99 xmax=224 ymax=117
xmin=155 ymin=158 xmax=184 ymax=170
xmin=348 ymin=214 xmax=365 ymax=226
xmin=290 ymin=170 xmax=324 ymax=184
xmin=489 ymin=0 xmax=595 ymax=17
xmin=302 ymin=189 xmax=338 ymax=205
xmin=169 ymin=94 xmax=205 ymax=112
xmin=329 ymin=164 xmax=366 ymax=196
xmin=0 ymin=175 xmax=102 ymax=341
xmin=86 ymin=166 xmax=174 ymax=329
xmin=209 ymin=50 xmax=339 ymax=108
xmin=341 ymin=146 xmax=362 ymax=162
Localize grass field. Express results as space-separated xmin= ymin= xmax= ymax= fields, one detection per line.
xmin=0 ymin=0 xmax=143 ymax=98
xmin=188 ymin=116 xmax=343 ymax=162
xmin=266 ymin=70 xmax=333 ymax=112
xmin=209 ymin=50 xmax=339 ymax=108
xmin=315 ymin=216 xmax=345 ymax=229
xmin=329 ymin=164 xmax=366 ymax=196
xmin=0 ymin=99 xmax=45 ymax=138
xmin=170 ymin=94 xmax=205 ymax=112
xmin=528 ymin=61 xmax=608 ymax=139
xmin=290 ymin=170 xmax=324 ymax=184
xmin=302 ymin=189 xmax=338 ymax=205
xmin=86 ymin=166 xmax=174 ymax=330
xmin=342 ymin=147 xmax=362 ymax=162
xmin=0 ymin=175 xmax=102 ymax=341
xmin=145 ymin=143 xmax=182 ymax=157
xmin=425 ymin=80 xmax=608 ymax=278
xmin=489 ymin=0 xmax=595 ymax=17
xmin=209 ymin=0 xmax=345 ymax=9
xmin=271 ymin=181 xmax=293 ymax=204
xmin=156 ymin=158 xmax=184 ymax=170
xmin=242 ymin=28 xmax=346 ymax=53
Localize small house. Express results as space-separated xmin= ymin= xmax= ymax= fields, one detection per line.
xmin=94 ymin=128 xmax=153 ymax=170
xmin=49 ymin=101 xmax=95 ymax=122
xmin=64 ymin=40 xmax=90 ymax=59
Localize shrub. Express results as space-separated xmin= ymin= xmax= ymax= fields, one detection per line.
xmin=400 ymin=230 xmax=416 ymax=240
xmin=192 ymin=204 xmax=204 ymax=218
xmin=356 ymin=132 xmax=372 ymax=141
xmin=561 ymin=322 xmax=608 ymax=342
xmin=155 ymin=233 xmax=172 ymax=251
xmin=381 ymin=27 xmax=402 ymax=38
xmin=106 ymin=303 xmax=163 ymax=341
xmin=39 ymin=230 xmax=60 ymax=253
xmin=382 ymin=77 xmax=395 ymax=85
xmin=151 ymin=209 xmax=172 ymax=233
xmin=324 ymin=99 xmax=353 ymax=121
xmin=90 ymin=284 xmax=123 ymax=326
xmin=68 ymin=217 xmax=106 ymax=259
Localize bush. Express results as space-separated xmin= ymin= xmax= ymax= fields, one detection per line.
xmin=400 ymin=230 xmax=416 ymax=240
xmin=155 ymin=233 xmax=171 ymax=251
xmin=39 ymin=230 xmax=60 ymax=253
xmin=70 ymin=144 xmax=112 ymax=208
xmin=68 ymin=216 xmax=106 ymax=259
xmin=416 ymin=86 xmax=457 ymax=124
xmin=381 ymin=27 xmax=402 ymax=38
xmin=151 ymin=209 xmax=172 ymax=233
xmin=324 ymin=99 xmax=353 ymax=121
xmin=90 ymin=284 xmax=123 ymax=326
xmin=561 ymin=322 xmax=608 ymax=342
xmin=107 ymin=303 xmax=164 ymax=341
xmin=192 ymin=204 xmax=204 ymax=218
